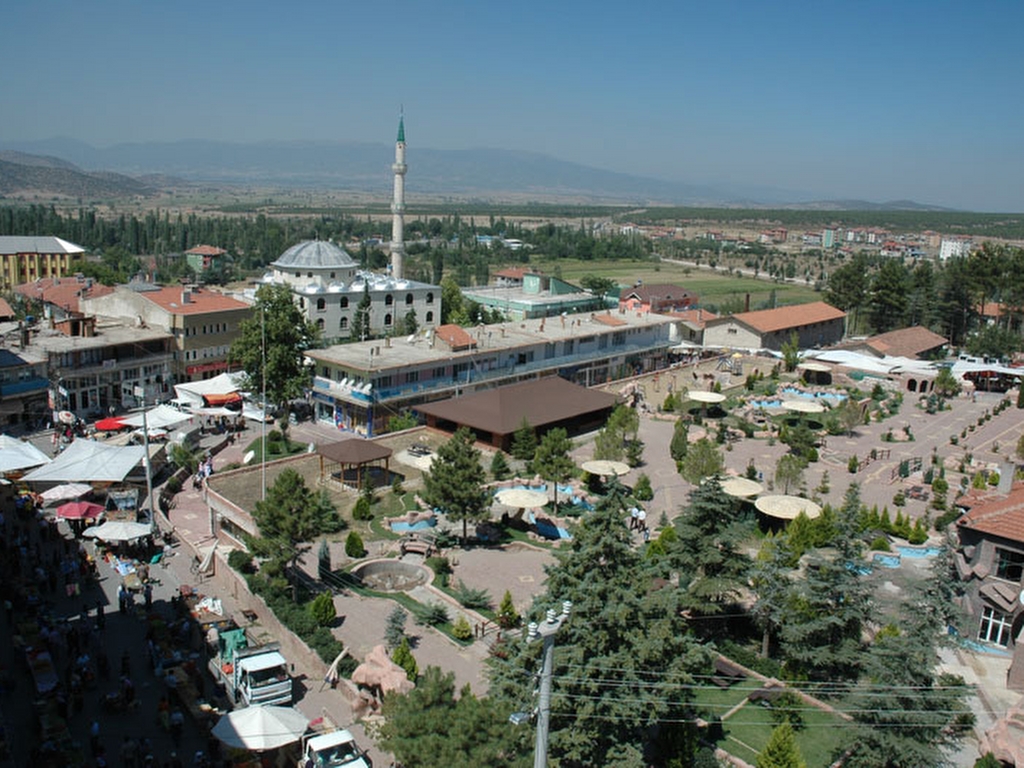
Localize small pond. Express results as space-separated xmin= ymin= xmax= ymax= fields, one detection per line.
xmin=350 ymin=559 xmax=430 ymax=592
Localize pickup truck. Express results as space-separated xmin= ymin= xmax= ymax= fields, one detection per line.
xmin=208 ymin=627 xmax=292 ymax=707
xmin=297 ymin=729 xmax=372 ymax=768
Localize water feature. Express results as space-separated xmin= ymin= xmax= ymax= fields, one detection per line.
xmin=780 ymin=387 xmax=847 ymax=403
xmin=350 ymin=559 xmax=430 ymax=592
xmin=872 ymin=552 xmax=901 ymax=568
xmin=895 ymin=545 xmax=942 ymax=558
xmin=390 ymin=518 xmax=437 ymax=533
xmin=749 ymin=399 xmax=784 ymax=409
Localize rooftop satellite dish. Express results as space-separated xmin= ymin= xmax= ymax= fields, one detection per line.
xmin=243 ymin=450 xmax=256 ymax=465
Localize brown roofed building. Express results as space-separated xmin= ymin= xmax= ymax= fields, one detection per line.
xmin=668 ymin=308 xmax=718 ymax=345
xmin=434 ymin=324 xmax=477 ymax=351
xmin=80 ymin=283 xmax=252 ymax=383
xmin=955 ymin=476 xmax=1024 ymax=660
xmin=619 ymin=283 xmax=698 ymax=314
xmin=16 ymin=275 xmax=115 ymax=322
xmin=184 ymin=244 xmax=229 ymax=273
xmin=415 ymin=376 xmax=619 ymax=449
xmin=839 ymin=326 xmax=948 ymax=360
xmin=702 ymin=301 xmax=846 ymax=351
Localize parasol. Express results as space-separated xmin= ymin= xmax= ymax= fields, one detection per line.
xmin=781 ymin=399 xmax=825 ymax=414
xmin=720 ymin=477 xmax=763 ymax=498
xmin=55 ymin=500 xmax=105 ymax=520
xmin=40 ymin=483 xmax=93 ymax=503
xmin=580 ymin=460 xmax=630 ymax=477
xmin=211 ymin=705 xmax=309 ymax=751
xmin=687 ymin=391 xmax=726 ymax=404
xmin=754 ymin=495 xmax=822 ymax=521
xmin=94 ymin=417 xmax=127 ymax=432
xmin=82 ymin=520 xmax=154 ymax=542
xmin=495 ymin=488 xmax=549 ymax=510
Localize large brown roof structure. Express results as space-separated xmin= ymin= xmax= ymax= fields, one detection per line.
xmin=958 ymin=483 xmax=1024 ymax=543
xmin=863 ymin=326 xmax=948 ymax=359
xmin=730 ymin=301 xmax=845 ymax=333
xmin=415 ymin=376 xmax=619 ymax=447
xmin=318 ymin=438 xmax=393 ymax=465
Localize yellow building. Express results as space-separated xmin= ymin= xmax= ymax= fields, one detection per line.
xmin=0 ymin=236 xmax=83 ymax=289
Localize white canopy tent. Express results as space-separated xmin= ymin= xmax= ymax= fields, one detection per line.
xmin=121 ymin=404 xmax=197 ymax=431
xmin=172 ymin=372 xmax=247 ymax=408
xmin=0 ymin=435 xmax=52 ymax=474
xmin=23 ymin=440 xmax=146 ymax=483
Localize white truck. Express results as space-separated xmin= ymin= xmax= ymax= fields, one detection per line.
xmin=209 ymin=627 xmax=293 ymax=707
xmin=297 ymin=729 xmax=372 ymax=768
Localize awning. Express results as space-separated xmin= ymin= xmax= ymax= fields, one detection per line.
xmin=203 ymin=392 xmax=242 ymax=407
xmin=23 ymin=439 xmax=146 ymax=483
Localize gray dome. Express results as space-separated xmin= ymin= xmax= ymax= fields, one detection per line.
xmin=272 ymin=240 xmax=357 ymax=269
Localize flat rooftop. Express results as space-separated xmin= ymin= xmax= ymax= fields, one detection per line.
xmin=461 ymin=285 xmax=599 ymax=307
xmin=26 ymin=323 xmax=173 ymax=353
xmin=307 ymin=310 xmax=675 ymax=373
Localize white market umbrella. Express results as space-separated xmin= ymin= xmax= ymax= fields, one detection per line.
xmin=580 ymin=460 xmax=631 ymax=477
xmin=687 ymin=390 xmax=726 ymax=404
xmin=211 ymin=705 xmax=309 ymax=751
xmin=40 ymin=482 xmax=93 ymax=503
xmin=82 ymin=520 xmax=154 ymax=542
xmin=755 ymin=495 xmax=822 ymax=521
xmin=720 ymin=477 xmax=763 ymax=499
xmin=781 ymin=399 xmax=826 ymax=414
xmin=495 ymin=488 xmax=549 ymax=510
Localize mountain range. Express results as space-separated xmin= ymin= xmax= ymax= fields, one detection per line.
xmin=0 ymin=138 xmax=952 ymax=210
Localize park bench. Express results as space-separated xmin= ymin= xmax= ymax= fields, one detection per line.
xmin=400 ymin=537 xmax=434 ymax=557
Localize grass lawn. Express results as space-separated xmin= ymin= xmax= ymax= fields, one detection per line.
xmin=244 ymin=436 xmax=308 ymax=462
xmin=692 ymin=683 xmax=751 ymax=720
xmin=719 ymin=700 xmax=848 ymax=767
xmin=531 ymin=258 xmax=821 ymax=307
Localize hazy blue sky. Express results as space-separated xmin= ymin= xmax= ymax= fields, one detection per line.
xmin=3 ymin=1 xmax=1022 ymax=210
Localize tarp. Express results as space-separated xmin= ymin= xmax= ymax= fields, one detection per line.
xmin=203 ymin=392 xmax=242 ymax=407
xmin=173 ymin=372 xmax=246 ymax=407
xmin=120 ymin=404 xmax=196 ymax=431
xmin=0 ymin=434 xmax=52 ymax=473
xmin=23 ymin=439 xmax=146 ymax=483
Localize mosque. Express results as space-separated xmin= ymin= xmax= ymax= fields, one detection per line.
xmin=258 ymin=115 xmax=442 ymax=343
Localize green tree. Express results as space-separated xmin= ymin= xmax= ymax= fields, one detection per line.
xmin=669 ymin=418 xmax=689 ymax=462
xmin=668 ymin=477 xmax=750 ymax=618
xmin=489 ymin=450 xmax=511 ymax=481
xmin=403 ymin=308 xmax=418 ymax=336
xmin=422 ymin=427 xmax=488 ymax=543
xmin=230 ymin=283 xmax=319 ymax=408
xmin=440 ymin=275 xmax=466 ymax=325
xmin=168 ymin=441 xmax=199 ymax=476
xmin=593 ymin=404 xmax=640 ymax=462
xmin=869 ymin=260 xmax=911 ymax=333
xmin=824 ymin=256 xmax=869 ymax=333
xmin=510 ymin=418 xmax=537 ymax=462
xmin=377 ymin=666 xmax=527 ymax=768
xmin=247 ymin=468 xmax=341 ymax=597
xmin=391 ymin=637 xmax=419 ymax=682
xmin=751 ymin=536 xmax=792 ymax=658
xmin=317 ymin=539 xmax=331 ymax=580
xmin=308 ymin=592 xmax=337 ymax=627
xmin=775 ymin=454 xmax=806 ymax=495
xmin=533 ymin=428 xmax=575 ymax=513
xmin=833 ymin=398 xmax=864 ymax=436
xmin=633 ymin=473 xmax=653 ymax=501
xmin=496 ymin=589 xmax=520 ymax=629
xmin=345 ymin=530 xmax=365 ymax=558
xmin=384 ymin=605 xmax=407 ymax=649
xmin=780 ymin=421 xmax=818 ymax=461
xmin=354 ymin=282 xmax=372 ymax=340
xmin=579 ymin=274 xmax=618 ymax=296
xmin=678 ymin=437 xmax=724 ymax=485
xmin=489 ymin=482 xmax=709 ymax=766
xmin=967 ymin=324 xmax=1022 ymax=359
xmin=757 ymin=721 xmax=807 ymax=768
xmin=781 ymin=332 xmax=801 ymax=372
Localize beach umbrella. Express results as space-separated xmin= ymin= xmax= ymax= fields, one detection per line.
xmin=94 ymin=417 xmax=127 ymax=431
xmin=40 ymin=483 xmax=93 ymax=503
xmin=56 ymin=500 xmax=105 ymax=520
xmin=82 ymin=520 xmax=153 ymax=542
xmin=211 ymin=705 xmax=309 ymax=751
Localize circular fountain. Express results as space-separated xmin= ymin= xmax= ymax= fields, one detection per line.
xmin=350 ymin=559 xmax=431 ymax=592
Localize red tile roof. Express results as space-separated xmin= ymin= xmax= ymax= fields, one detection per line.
xmin=621 ymin=284 xmax=695 ymax=304
xmin=141 ymin=286 xmax=249 ymax=315
xmin=668 ymin=308 xmax=718 ymax=328
xmin=864 ymin=326 xmax=948 ymax=358
xmin=15 ymin=277 xmax=114 ymax=312
xmin=958 ymin=483 xmax=1024 ymax=543
xmin=592 ymin=314 xmax=627 ymax=327
xmin=0 ymin=298 xmax=14 ymax=319
xmin=730 ymin=301 xmax=845 ymax=334
xmin=434 ymin=324 xmax=477 ymax=351
xmin=185 ymin=245 xmax=227 ymax=256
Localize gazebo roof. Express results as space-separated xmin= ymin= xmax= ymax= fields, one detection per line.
xmin=318 ymin=438 xmax=392 ymax=465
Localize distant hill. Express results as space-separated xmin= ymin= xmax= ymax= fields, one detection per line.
xmin=0 ymin=138 xmax=952 ymax=210
xmin=0 ymin=153 xmax=156 ymax=199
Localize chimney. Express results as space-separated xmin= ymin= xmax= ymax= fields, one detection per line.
xmin=698 ymin=308 xmax=703 ymax=322
xmin=998 ymin=461 xmax=1015 ymax=495
xmin=181 ymin=289 xmax=191 ymax=304
xmin=744 ymin=293 xmax=750 ymax=312
xmin=385 ymin=336 xmax=391 ymax=348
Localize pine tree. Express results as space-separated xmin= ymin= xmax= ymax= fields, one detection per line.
xmin=422 ymin=427 xmax=488 ymax=543
xmin=669 ymin=418 xmax=689 ymax=462
xmin=391 ymin=637 xmax=419 ymax=681
xmin=489 ymin=450 xmax=511 ymax=481
xmin=678 ymin=438 xmax=724 ymax=485
xmin=496 ymin=590 xmax=520 ymax=629
xmin=384 ymin=606 xmax=407 ymax=649
xmin=533 ymin=428 xmax=575 ymax=512
xmin=510 ymin=418 xmax=537 ymax=462
xmin=757 ymin=722 xmax=807 ymax=768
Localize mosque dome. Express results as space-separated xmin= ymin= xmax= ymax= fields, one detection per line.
xmin=272 ymin=240 xmax=357 ymax=270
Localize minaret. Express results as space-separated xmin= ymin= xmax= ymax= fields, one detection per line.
xmin=390 ymin=113 xmax=407 ymax=280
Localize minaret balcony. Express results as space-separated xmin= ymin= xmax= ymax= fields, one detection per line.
xmin=392 ymin=163 xmax=407 ymax=174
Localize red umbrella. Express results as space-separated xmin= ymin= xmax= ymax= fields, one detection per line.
xmin=56 ymin=501 xmax=105 ymax=520
xmin=94 ymin=417 xmax=127 ymax=431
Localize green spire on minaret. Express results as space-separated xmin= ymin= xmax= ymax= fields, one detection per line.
xmin=397 ymin=113 xmax=405 ymax=143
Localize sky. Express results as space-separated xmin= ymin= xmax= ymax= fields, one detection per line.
xmin=2 ymin=0 xmax=1023 ymax=211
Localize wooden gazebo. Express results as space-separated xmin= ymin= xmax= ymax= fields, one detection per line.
xmin=318 ymin=439 xmax=393 ymax=492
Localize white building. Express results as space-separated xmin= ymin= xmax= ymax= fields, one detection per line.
xmin=939 ymin=237 xmax=972 ymax=261
xmin=260 ymin=240 xmax=440 ymax=343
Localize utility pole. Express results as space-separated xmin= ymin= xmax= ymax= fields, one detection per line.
xmin=134 ymin=386 xmax=156 ymax=524
xmin=528 ymin=600 xmax=571 ymax=768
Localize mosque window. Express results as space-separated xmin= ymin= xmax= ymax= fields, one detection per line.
xmin=340 ymin=317 xmax=349 ymax=330
xmin=426 ymin=292 xmax=434 ymax=304
xmin=425 ymin=311 xmax=434 ymax=323
xmin=384 ymin=313 xmax=393 ymax=326
xmin=385 ymin=294 xmax=394 ymax=306
xmin=340 ymin=297 xmax=349 ymax=309
xmin=405 ymin=293 xmax=414 ymax=305
xmin=316 ymin=298 xmax=326 ymax=312
xmin=316 ymin=318 xmax=325 ymax=331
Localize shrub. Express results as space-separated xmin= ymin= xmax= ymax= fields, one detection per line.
xmin=490 ymin=451 xmax=511 ymax=481
xmin=496 ymin=590 xmax=520 ymax=629
xmin=452 ymin=580 xmax=492 ymax=610
xmin=426 ymin=556 xmax=452 ymax=587
xmin=633 ymin=474 xmax=653 ymax=501
xmin=385 ymin=606 xmax=408 ymax=649
xmin=934 ymin=508 xmax=961 ymax=531
xmin=228 ymin=549 xmax=254 ymax=572
xmin=308 ymin=627 xmax=346 ymax=665
xmin=166 ymin=475 xmax=182 ymax=494
xmin=345 ymin=531 xmax=365 ymax=558
xmin=352 ymin=497 xmax=372 ymax=521
xmin=848 ymin=455 xmax=859 ymax=474
xmin=870 ymin=536 xmax=891 ymax=552
xmin=452 ymin=615 xmax=473 ymax=641
xmin=413 ymin=602 xmax=449 ymax=627
xmin=391 ymin=475 xmax=404 ymax=496
xmin=391 ymin=637 xmax=418 ymax=681
xmin=308 ymin=592 xmax=337 ymax=627
xmin=908 ymin=520 xmax=928 ymax=545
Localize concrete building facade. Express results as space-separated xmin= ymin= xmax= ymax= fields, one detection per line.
xmin=702 ymin=301 xmax=846 ymax=351
xmin=0 ymin=236 xmax=84 ymax=289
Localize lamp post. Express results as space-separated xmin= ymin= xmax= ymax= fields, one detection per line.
xmin=133 ymin=385 xmax=156 ymax=524
xmin=528 ymin=600 xmax=571 ymax=768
